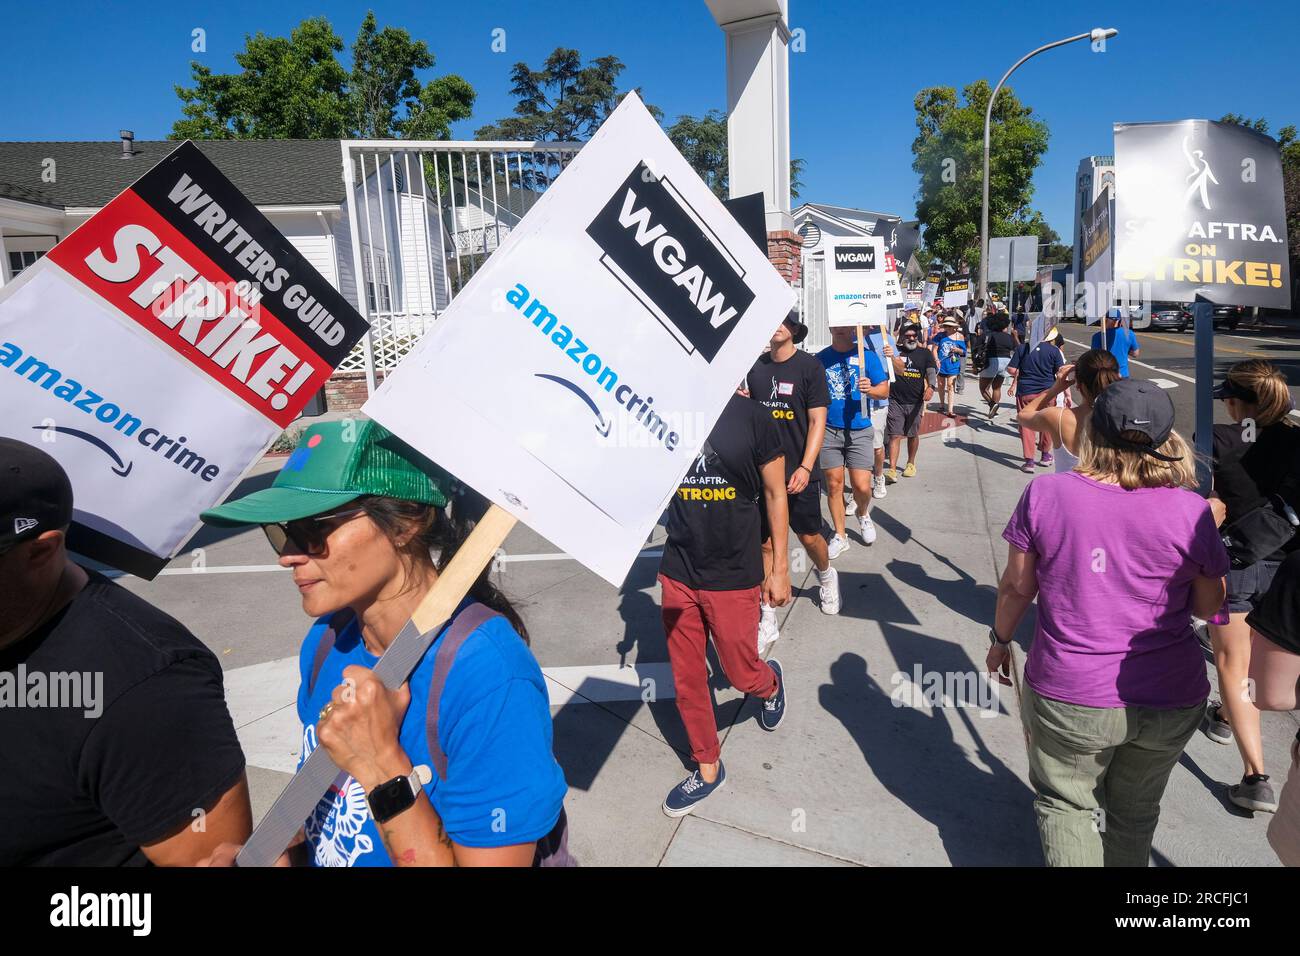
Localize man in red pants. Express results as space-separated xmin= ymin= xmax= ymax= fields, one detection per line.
xmin=659 ymin=392 xmax=792 ymax=817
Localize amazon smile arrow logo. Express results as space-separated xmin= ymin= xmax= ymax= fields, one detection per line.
xmin=34 ymin=425 xmax=133 ymax=477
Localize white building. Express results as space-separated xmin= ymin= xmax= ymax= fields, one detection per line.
xmin=0 ymin=133 xmax=549 ymax=403
xmin=1071 ymin=155 xmax=1114 ymax=282
xmin=792 ymin=202 xmax=911 ymax=352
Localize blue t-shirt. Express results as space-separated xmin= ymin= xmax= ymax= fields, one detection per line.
xmin=1091 ymin=326 xmax=1139 ymax=378
xmin=1009 ymin=342 xmax=1064 ymax=396
xmin=295 ymin=601 xmax=567 ymax=867
xmin=933 ymin=334 xmax=967 ymax=376
xmin=863 ymin=332 xmax=896 ymax=413
xmin=817 ymin=344 xmax=888 ymax=429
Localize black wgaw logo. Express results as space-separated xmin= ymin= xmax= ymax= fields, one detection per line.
xmin=586 ymin=161 xmax=755 ymax=362
xmin=833 ymin=245 xmax=877 ymax=270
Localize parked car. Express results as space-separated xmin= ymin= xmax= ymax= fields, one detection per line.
xmin=1212 ymin=304 xmax=1245 ymax=330
xmin=1148 ymin=307 xmax=1192 ymax=332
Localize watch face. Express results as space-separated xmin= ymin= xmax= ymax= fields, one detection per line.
xmin=368 ymin=775 xmax=417 ymax=824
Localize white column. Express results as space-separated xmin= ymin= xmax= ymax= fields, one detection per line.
xmin=706 ymin=0 xmax=792 ymax=234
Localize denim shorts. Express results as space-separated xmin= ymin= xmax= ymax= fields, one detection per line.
xmin=980 ymin=357 xmax=1011 ymax=378
xmin=1227 ymin=558 xmax=1281 ymax=614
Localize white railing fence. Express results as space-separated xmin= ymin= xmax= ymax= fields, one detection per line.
xmin=338 ymin=140 xmax=583 ymax=393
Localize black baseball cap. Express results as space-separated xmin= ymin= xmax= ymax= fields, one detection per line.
xmin=900 ymin=322 xmax=922 ymax=337
xmin=0 ymin=438 xmax=74 ymax=553
xmin=782 ymin=310 xmax=809 ymax=345
xmin=1212 ymin=377 xmax=1257 ymax=403
xmin=1089 ymin=379 xmax=1182 ymax=462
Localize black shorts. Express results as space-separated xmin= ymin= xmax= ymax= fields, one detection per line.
xmin=1246 ymin=552 xmax=1300 ymax=656
xmin=761 ymin=480 xmax=824 ymax=539
xmin=1227 ymin=558 xmax=1282 ymax=615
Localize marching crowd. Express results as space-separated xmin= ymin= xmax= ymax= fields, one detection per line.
xmin=1 ymin=301 xmax=1298 ymax=868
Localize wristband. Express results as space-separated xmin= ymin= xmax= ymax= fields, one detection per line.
xmin=989 ymin=627 xmax=1013 ymax=647
xmin=796 ymin=465 xmax=810 ymax=475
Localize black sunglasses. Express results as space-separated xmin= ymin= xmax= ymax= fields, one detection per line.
xmin=262 ymin=507 xmax=367 ymax=557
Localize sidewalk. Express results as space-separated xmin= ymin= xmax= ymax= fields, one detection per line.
xmin=552 ymin=387 xmax=1296 ymax=866
xmin=177 ymin=384 xmax=1297 ymax=866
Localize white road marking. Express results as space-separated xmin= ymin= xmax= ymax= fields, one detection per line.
xmin=101 ymin=548 xmax=665 ymax=579
xmin=1063 ymin=335 xmax=1300 ymax=422
xmin=543 ymin=662 xmax=676 ymax=707
xmin=1149 ymin=379 xmax=1179 ymax=389
xmin=1061 ymin=337 xmax=1197 ymax=384
xmin=500 ymin=549 xmax=662 ymax=564
xmin=224 ymin=656 xmax=678 ymax=774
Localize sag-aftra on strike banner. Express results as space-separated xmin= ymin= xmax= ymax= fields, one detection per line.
xmin=0 ymin=142 xmax=368 ymax=577
xmin=1115 ymin=119 xmax=1291 ymax=308
xmin=364 ymin=93 xmax=795 ymax=586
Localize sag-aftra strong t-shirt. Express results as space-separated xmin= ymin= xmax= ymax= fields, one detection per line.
xmin=745 ymin=349 xmax=830 ymax=482
xmin=660 ymin=394 xmax=783 ymax=591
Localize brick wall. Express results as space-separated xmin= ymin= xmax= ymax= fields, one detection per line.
xmin=323 ymin=371 xmax=370 ymax=411
xmin=766 ymin=230 xmax=802 ymax=285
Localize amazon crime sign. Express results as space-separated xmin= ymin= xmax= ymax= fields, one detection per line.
xmin=0 ymin=142 xmax=367 ymax=577
xmin=1114 ymin=119 xmax=1291 ymax=307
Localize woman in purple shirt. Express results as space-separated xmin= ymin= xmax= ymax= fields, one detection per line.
xmin=986 ymin=379 xmax=1229 ymax=867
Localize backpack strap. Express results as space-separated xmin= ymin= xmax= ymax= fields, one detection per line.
xmin=425 ymin=603 xmax=501 ymax=780
xmin=307 ymin=609 xmax=354 ymax=696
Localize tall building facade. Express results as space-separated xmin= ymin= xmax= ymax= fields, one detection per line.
xmin=1071 ymin=155 xmax=1115 ymax=282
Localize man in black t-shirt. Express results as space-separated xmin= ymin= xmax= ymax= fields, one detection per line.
xmin=884 ymin=322 xmax=937 ymax=481
xmin=658 ymin=395 xmax=792 ymax=818
xmin=0 ymin=439 xmax=250 ymax=865
xmin=745 ymin=310 xmax=840 ymax=645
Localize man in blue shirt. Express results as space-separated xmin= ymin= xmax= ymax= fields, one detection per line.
xmin=816 ymin=326 xmax=890 ymax=557
xmin=1091 ymin=316 xmax=1141 ymax=378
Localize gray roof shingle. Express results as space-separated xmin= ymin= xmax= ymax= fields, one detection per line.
xmin=0 ymin=139 xmax=345 ymax=209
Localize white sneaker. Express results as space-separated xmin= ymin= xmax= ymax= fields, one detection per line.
xmin=817 ymin=567 xmax=841 ymax=615
xmin=757 ymin=604 xmax=780 ymax=654
xmin=827 ymin=534 xmax=850 ymax=560
xmin=858 ymin=514 xmax=877 ymax=545
xmin=872 ymin=476 xmax=887 ymax=499
xmin=844 ymin=496 xmax=857 ymax=516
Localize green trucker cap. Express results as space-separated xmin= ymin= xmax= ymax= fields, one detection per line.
xmin=201 ymin=419 xmax=449 ymax=526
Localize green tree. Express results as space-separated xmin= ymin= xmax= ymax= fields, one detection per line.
xmin=667 ymin=110 xmax=804 ymax=200
xmin=348 ymin=12 xmax=473 ymax=140
xmin=667 ymin=110 xmax=729 ymax=197
xmin=475 ymin=48 xmax=660 ymax=142
xmin=171 ymin=13 xmax=474 ymax=140
xmin=911 ymin=81 xmax=1050 ymax=276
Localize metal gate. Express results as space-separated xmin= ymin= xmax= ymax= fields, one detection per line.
xmin=339 ymin=139 xmax=583 ymax=394
xmin=798 ymin=251 xmax=831 ymax=353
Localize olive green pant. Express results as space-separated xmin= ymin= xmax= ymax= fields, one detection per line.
xmin=1021 ymin=685 xmax=1204 ymax=867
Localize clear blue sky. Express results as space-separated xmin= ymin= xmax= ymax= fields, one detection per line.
xmin=2 ymin=0 xmax=1296 ymax=241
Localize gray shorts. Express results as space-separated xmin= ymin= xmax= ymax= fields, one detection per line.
xmin=820 ymin=425 xmax=874 ymax=472
xmin=886 ymin=401 xmax=924 ymax=439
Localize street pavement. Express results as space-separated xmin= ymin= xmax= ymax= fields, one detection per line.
xmin=1057 ymin=319 xmax=1300 ymax=432
xmin=113 ymin=375 xmax=1298 ymax=866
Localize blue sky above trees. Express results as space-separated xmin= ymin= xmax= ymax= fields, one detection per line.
xmin=2 ymin=0 xmax=1296 ymax=238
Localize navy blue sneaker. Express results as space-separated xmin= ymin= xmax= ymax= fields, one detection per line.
xmin=760 ymin=659 xmax=786 ymax=731
xmin=662 ymin=763 xmax=726 ymax=818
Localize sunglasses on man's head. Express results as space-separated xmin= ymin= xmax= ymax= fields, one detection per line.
xmin=261 ymin=507 xmax=367 ymax=557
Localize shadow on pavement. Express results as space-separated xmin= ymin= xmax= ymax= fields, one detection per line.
xmin=819 ymin=635 xmax=1043 ymax=865
xmin=1177 ymin=751 xmax=1254 ymax=818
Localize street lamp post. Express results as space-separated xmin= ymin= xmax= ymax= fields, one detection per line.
xmin=979 ymin=28 xmax=1117 ymax=303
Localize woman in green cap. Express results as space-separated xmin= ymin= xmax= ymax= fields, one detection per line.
xmin=199 ymin=420 xmax=568 ymax=867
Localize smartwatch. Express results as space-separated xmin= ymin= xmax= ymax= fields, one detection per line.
xmin=366 ymin=765 xmax=432 ymax=824
xmin=988 ymin=627 xmax=1013 ymax=647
